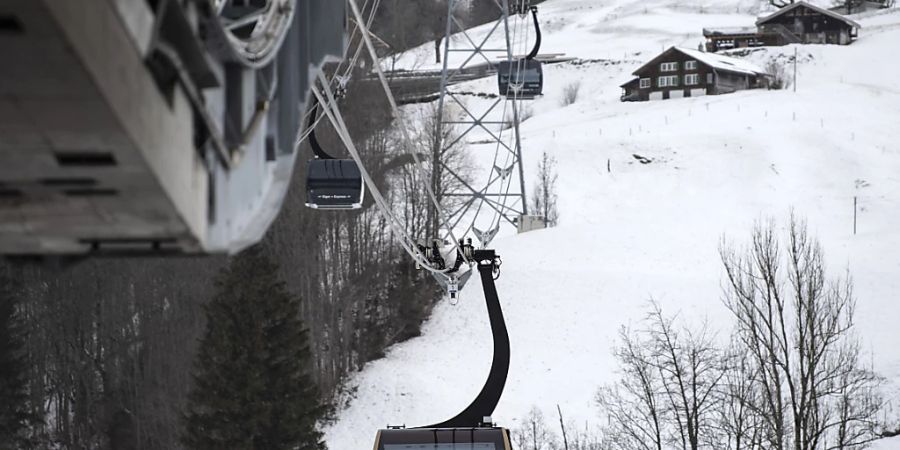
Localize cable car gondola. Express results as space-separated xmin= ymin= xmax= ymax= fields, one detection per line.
xmin=497 ymin=6 xmax=543 ymax=99
xmin=372 ymin=250 xmax=511 ymax=450
xmin=305 ymin=159 xmax=364 ymax=209
xmin=304 ymin=102 xmax=365 ymax=210
xmin=374 ymin=426 xmax=513 ymax=450
xmin=497 ymin=59 xmax=543 ymax=99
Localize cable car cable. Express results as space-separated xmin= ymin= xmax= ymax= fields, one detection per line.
xmin=294 ymin=0 xmax=382 ymax=148
xmin=312 ymin=79 xmax=454 ymax=278
xmin=348 ymin=0 xmax=469 ymax=260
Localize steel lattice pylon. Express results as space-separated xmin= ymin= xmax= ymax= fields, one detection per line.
xmin=435 ymin=0 xmax=529 ymax=247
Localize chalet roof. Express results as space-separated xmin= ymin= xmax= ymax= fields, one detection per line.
xmin=620 ymin=77 xmax=639 ymax=88
xmin=703 ymin=26 xmax=759 ymax=37
xmin=630 ymin=47 xmax=766 ymax=77
xmin=756 ymin=1 xmax=861 ymax=28
xmin=675 ymin=47 xmax=766 ymax=76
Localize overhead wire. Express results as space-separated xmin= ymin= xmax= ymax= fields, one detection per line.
xmin=307 ymin=0 xmax=535 ymax=279
xmin=298 ymin=0 xmax=452 ymax=276
xmin=311 ymin=75 xmax=454 ymax=278
xmin=347 ymin=0 xmax=469 ymax=262
xmin=294 ymin=0 xmax=381 ymax=147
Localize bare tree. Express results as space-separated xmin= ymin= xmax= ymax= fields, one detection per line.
xmin=405 ymin=102 xmax=474 ymax=239
xmin=532 ymin=151 xmax=559 ymax=227
xmin=566 ymin=423 xmax=607 ymax=450
xmin=646 ymin=304 xmax=724 ymax=450
xmin=514 ymin=407 xmax=561 ymax=450
xmin=766 ymin=59 xmax=788 ymax=90
xmin=596 ymin=326 xmax=666 ymax=450
xmin=714 ymin=340 xmax=765 ymax=450
xmin=720 ymin=216 xmax=883 ymax=450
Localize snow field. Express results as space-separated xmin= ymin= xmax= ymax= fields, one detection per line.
xmin=326 ymin=1 xmax=900 ymax=448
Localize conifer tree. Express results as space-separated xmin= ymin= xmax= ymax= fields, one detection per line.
xmin=182 ymin=246 xmax=325 ymax=450
xmin=0 ymin=278 xmax=37 ymax=449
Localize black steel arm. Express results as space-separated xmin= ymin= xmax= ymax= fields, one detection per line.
xmin=526 ymin=7 xmax=541 ymax=61
xmin=422 ymin=250 xmax=509 ymax=428
xmin=307 ymin=101 xmax=335 ymax=160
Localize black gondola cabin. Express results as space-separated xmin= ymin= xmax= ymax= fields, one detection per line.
xmin=497 ymin=59 xmax=544 ymax=99
xmin=305 ymin=159 xmax=364 ymax=209
xmin=374 ymin=427 xmax=513 ymax=450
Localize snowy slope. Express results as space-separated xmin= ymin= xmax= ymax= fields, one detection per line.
xmin=327 ymin=1 xmax=900 ymax=448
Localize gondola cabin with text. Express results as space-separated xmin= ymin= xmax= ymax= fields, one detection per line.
xmin=497 ymin=6 xmax=544 ymax=99
xmin=303 ymin=101 xmax=365 ymax=210
xmin=374 ymin=426 xmax=513 ymax=450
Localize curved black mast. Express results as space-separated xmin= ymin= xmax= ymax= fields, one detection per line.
xmin=307 ymin=100 xmax=335 ymax=160
xmin=525 ymin=6 xmax=541 ymax=61
xmin=422 ymin=249 xmax=509 ymax=428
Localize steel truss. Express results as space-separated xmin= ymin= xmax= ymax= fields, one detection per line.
xmin=435 ymin=0 xmax=529 ymax=247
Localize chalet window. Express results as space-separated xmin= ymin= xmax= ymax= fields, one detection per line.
xmin=707 ymin=73 xmax=714 ymax=84
xmin=660 ymin=62 xmax=678 ymax=72
xmin=685 ymin=60 xmax=698 ymax=70
xmin=658 ymin=75 xmax=679 ymax=87
xmin=639 ymin=78 xmax=651 ymax=88
xmin=685 ymin=74 xmax=699 ymax=86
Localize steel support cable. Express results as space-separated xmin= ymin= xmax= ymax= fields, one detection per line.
xmin=294 ymin=0 xmax=381 ymax=147
xmin=312 ymin=83 xmax=444 ymax=276
xmin=347 ymin=0 xmax=467 ymax=260
xmin=312 ymin=76 xmax=454 ymax=277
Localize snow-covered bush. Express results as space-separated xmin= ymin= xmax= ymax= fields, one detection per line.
xmin=766 ymin=58 xmax=788 ymax=90
xmin=560 ymin=81 xmax=581 ymax=106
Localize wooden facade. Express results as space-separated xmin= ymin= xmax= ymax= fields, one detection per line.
xmin=620 ymin=47 xmax=766 ymax=102
xmin=757 ymin=1 xmax=860 ymax=45
xmin=704 ymin=1 xmax=861 ymax=52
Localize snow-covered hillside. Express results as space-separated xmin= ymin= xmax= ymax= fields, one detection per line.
xmin=327 ymin=0 xmax=900 ymax=448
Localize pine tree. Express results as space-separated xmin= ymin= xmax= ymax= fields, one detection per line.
xmin=182 ymin=246 xmax=326 ymax=450
xmin=0 ymin=278 xmax=37 ymax=449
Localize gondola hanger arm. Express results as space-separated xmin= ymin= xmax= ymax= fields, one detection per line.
xmin=526 ymin=6 xmax=541 ymax=61
xmin=307 ymin=100 xmax=336 ymax=160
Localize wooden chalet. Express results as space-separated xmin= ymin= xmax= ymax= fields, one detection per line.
xmin=757 ymin=1 xmax=860 ymax=45
xmin=620 ymin=47 xmax=768 ymax=102
xmin=704 ymin=1 xmax=861 ymax=52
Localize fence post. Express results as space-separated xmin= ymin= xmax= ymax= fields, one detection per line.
xmin=793 ymin=47 xmax=798 ymax=93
